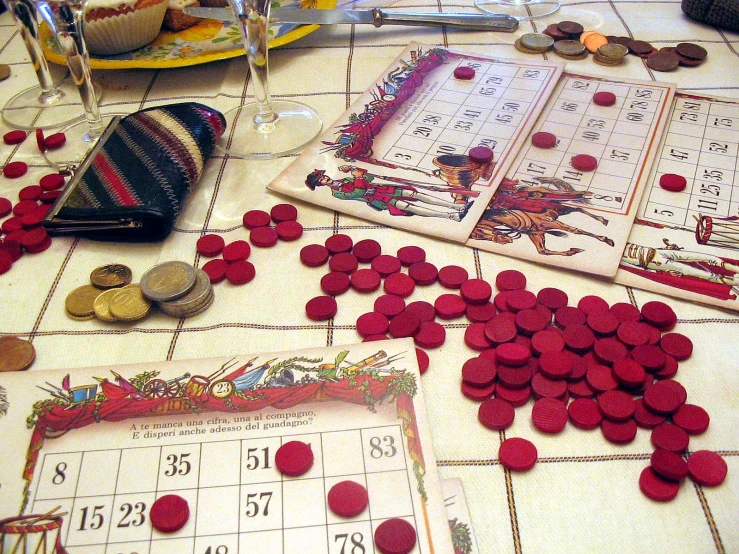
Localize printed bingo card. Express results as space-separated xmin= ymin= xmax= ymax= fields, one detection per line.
xmin=616 ymin=92 xmax=739 ymax=312
xmin=0 ymin=339 xmax=455 ymax=554
xmin=270 ymin=43 xmax=563 ymax=243
xmin=467 ymin=73 xmax=675 ymax=278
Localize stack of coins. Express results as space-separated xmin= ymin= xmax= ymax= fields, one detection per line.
xmin=65 ymin=264 xmax=134 ymax=321
xmin=140 ymin=261 xmax=214 ymax=318
xmin=553 ymin=40 xmax=588 ymax=60
xmin=515 ymin=33 xmax=554 ymax=54
xmin=594 ymin=43 xmax=629 ymax=66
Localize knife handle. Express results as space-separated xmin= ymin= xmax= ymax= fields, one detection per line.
xmin=373 ymin=9 xmax=519 ymax=32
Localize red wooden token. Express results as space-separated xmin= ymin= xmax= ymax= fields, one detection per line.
xmin=639 ymin=467 xmax=680 ymax=501
xmin=18 ymin=185 xmax=42 ymax=201
xmin=586 ymin=364 xmax=618 ymax=393
xmin=651 ymin=448 xmax=689 ymax=481
xmin=568 ymin=379 xmax=596 ymax=399
xmin=578 ymin=295 xmax=609 ymax=316
xmin=39 ymin=173 xmax=65 ymax=191
xmin=202 ymin=259 xmax=228 ymax=284
xmin=2 ymin=217 xmax=24 ymax=234
xmin=39 ymin=190 xmax=62 ymax=203
xmin=568 ymin=398 xmax=602 ymax=430
xmin=222 ymin=240 xmax=251 ymax=263
xmin=505 ymin=289 xmax=537 ymax=312
xmin=631 ymin=344 xmax=666 ymax=372
xmin=612 ymin=358 xmax=646 ymax=388
xmin=538 ymin=350 xmax=574 ymax=380
xmin=13 ymin=200 xmax=38 ymax=217
xmin=408 ymin=261 xmax=438 ymax=286
xmin=321 ymin=271 xmax=351 ymax=296
xmin=531 ymin=328 xmax=565 ymax=355
xmin=641 ymin=300 xmax=676 ymax=328
xmin=651 ymin=422 xmax=689 ymax=453
xmin=364 ymin=334 xmax=389 ymax=342
xmin=353 ymin=238 xmax=382 ymax=263
xmin=438 ymin=265 xmax=469 ymax=288
xmin=371 ymin=254 xmax=401 ymax=277
xmin=329 ymin=252 xmax=359 ymax=274
xmin=356 ymin=312 xmax=389 ymax=337
xmin=568 ymin=355 xmax=588 ymax=380
xmin=478 ymin=397 xmax=515 ymax=430
xmin=35 ymin=128 xmax=45 ymax=152
xmin=3 ymin=130 xmax=27 ymax=145
xmin=454 ymin=66 xmax=476 ymax=79
xmin=643 ymin=380 xmax=685 ymax=415
xmin=20 ymin=227 xmax=48 ymax=251
xmin=672 ymin=404 xmax=710 ymax=435
xmin=374 ymin=518 xmax=416 ymax=554
xmin=0 ymin=197 xmax=11 ymax=218
xmin=462 ymin=380 xmax=495 ymax=401
xmin=351 ymin=268 xmax=382 ymax=293
xmin=325 ymin=233 xmax=353 ymax=254
xmin=0 ymin=250 xmax=12 ymax=275
xmin=150 ymin=494 xmax=190 ymax=533
xmin=633 ymin=398 xmax=666 ymax=429
xmin=485 ymin=315 xmax=518 ymax=344
xmin=609 ymin=302 xmax=642 ymax=323
xmin=515 ymin=308 xmax=551 ymax=336
xmin=498 ymin=437 xmax=538 ymax=471
xmin=225 ymin=261 xmax=255 ymax=285
xmin=464 ymin=323 xmax=492 ymax=351
xmin=22 ymin=205 xmax=50 ymax=228
xmin=593 ymin=91 xmax=617 ymax=106
xmin=389 ymin=310 xmax=421 ymax=338
xmin=414 ymin=320 xmax=446 ymax=349
xmin=327 ymin=480 xmax=368 ymax=518
xmin=384 ymin=272 xmax=415 ymax=298
xmin=562 ymin=324 xmax=595 ymax=353
xmin=537 ymin=287 xmax=568 ymax=310
xmin=275 ymin=220 xmax=303 ymax=241
xmin=496 ymin=361 xmax=533 ymax=389
xmin=275 ymin=440 xmax=314 ymax=476
xmin=593 ymin=337 xmax=628 ymax=365
xmin=300 ymin=244 xmax=330 ymax=267
xmin=659 ymin=332 xmax=693 ymax=361
xmin=242 ymin=209 xmax=271 ymax=229
xmin=0 ymin=239 xmax=22 ymax=262
xmin=270 ymin=203 xmax=297 ymax=223
xmin=494 ymin=291 xmax=512 ymax=312
xmin=3 ymin=161 xmax=28 ymax=179
xmin=495 ymin=269 xmax=526 ymax=291
xmin=531 ymin=373 xmax=567 ymax=399
xmin=44 ymin=133 xmax=66 ymax=150
xmin=616 ymin=321 xmax=651 ymax=347
xmin=597 ymin=389 xmax=635 ymax=422
xmin=687 ymin=450 xmax=728 ymax=487
xmin=405 ymin=301 xmax=435 ymax=323
xmin=196 ymin=234 xmax=224 ymax=257
xmin=571 ymin=154 xmax=598 ymax=172
xmin=306 ymin=296 xmax=338 ymax=321
xmin=495 ymin=383 xmax=531 ymax=406
xmin=659 ymin=173 xmax=687 ymax=192
xmin=532 ymin=398 xmax=568 ymax=433
xmin=462 ymin=356 xmax=497 ymax=387
xmin=374 ymin=294 xmax=406 ymax=318
xmin=469 ymin=145 xmax=494 ymax=164
xmin=435 ymin=294 xmax=467 ymax=319
xmin=467 ymin=302 xmax=497 ymax=323
xmin=531 ymin=131 xmax=557 ymax=149
xmin=496 ymin=342 xmax=531 ymax=366
xmin=396 ymin=245 xmax=425 ymax=266
xmin=601 ymin=418 xmax=637 ymax=444
xmin=586 ymin=312 xmax=619 ymax=336
xmin=460 ymin=278 xmax=492 ymax=305
xmin=554 ymin=306 xmax=586 ymax=328
xmin=250 ymin=226 xmax=279 ymax=247
xmin=416 ymin=348 xmax=429 ymax=374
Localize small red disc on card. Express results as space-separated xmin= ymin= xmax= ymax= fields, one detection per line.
xmin=531 ymin=328 xmax=565 ymax=355
xmin=250 ymin=226 xmax=279 ymax=247
xmin=466 ymin=302 xmax=497 ymax=322
xmin=45 ymin=133 xmax=66 ymax=150
xmin=505 ymin=289 xmax=537 ymax=312
xmin=659 ymin=173 xmax=687 ymax=192
xmin=568 ymin=398 xmax=602 ymax=430
xmin=384 ymin=272 xmax=415 ymax=298
xmin=321 ymin=271 xmax=351 ymax=296
xmin=306 ymin=296 xmax=338 ymax=321
xmin=39 ymin=173 xmax=65 ymax=191
xmin=478 ymin=397 xmax=515 ymax=430
xmin=531 ymin=373 xmax=567 ymax=399
xmin=593 ymin=337 xmax=628 ymax=365
xmin=20 ymin=227 xmax=48 ymax=250
xmin=460 ymin=278 xmax=493 ymax=305
xmin=2 ymin=216 xmax=24 ymax=233
xmin=562 ymin=324 xmax=595 ymax=353
xmin=538 ymin=350 xmax=574 ymax=380
xmin=351 ymin=268 xmax=382 ymax=293
xmin=469 ymin=146 xmax=494 ymax=164
xmin=327 ymin=480 xmax=368 ymax=518
xmin=687 ymin=450 xmax=728 ymax=487
xmin=571 ymin=154 xmax=598 ymax=172
xmin=515 ymin=308 xmax=551 ymax=336
xmin=616 ymin=321 xmax=651 ymax=347
xmin=225 ymin=261 xmax=255 ymax=285
xmin=202 ymin=259 xmax=228 ymax=284
xmin=150 ymin=494 xmax=190 ymax=533
xmin=484 ymin=315 xmax=518 ymax=344
xmin=568 ymin=379 xmax=596 ymax=399
xmin=388 ymin=310 xmax=421 ymax=338
xmin=356 ymin=312 xmax=389 ymax=337
xmin=651 ymin=422 xmax=689 ymax=453
xmin=275 ymin=440 xmax=314 ymax=476
xmin=300 ymin=244 xmax=330 ymax=267
xmin=3 ymin=130 xmax=26 ymax=145
xmin=414 ymin=320 xmax=446 ymax=349
xmin=438 ymin=265 xmax=469 ymax=289
xmin=39 ymin=190 xmax=62 ymax=204
xmin=498 ymin=437 xmax=538 ymax=471
xmin=352 ymin=238 xmax=382 ymax=263
xmin=374 ymin=294 xmax=406 ymax=318
xmin=396 ymin=245 xmax=425 ymax=266
xmin=465 ymin=323 xmax=492 ymax=351
xmin=496 ymin=383 xmax=531 ymax=406
xmin=222 ymin=240 xmax=251 ymax=263
xmin=408 ymin=261 xmax=438 ymax=286
xmin=601 ymin=418 xmax=637 ymax=444
xmin=13 ymin=200 xmax=38 ymax=217
xmin=639 ymin=467 xmax=680 ymax=501
xmin=242 ymin=209 xmax=271 ymax=229
xmin=672 ymin=404 xmax=710 ymax=435
xmin=276 ymin=220 xmax=303 ymax=241
xmin=593 ymin=91 xmax=616 ymax=106
xmin=532 ymin=398 xmax=568 ymax=433
xmin=531 ymin=131 xmax=557 ymax=149
xmin=612 ymin=358 xmax=647 ymax=388
xmin=435 ymin=294 xmax=467 ymax=319
xmin=3 ymin=162 xmax=27 ymax=179
xmin=371 ymin=254 xmax=401 ymax=277
xmin=577 ymin=295 xmax=609 ymax=316
xmin=651 ymin=448 xmax=689 ymax=481
xmin=495 ymin=270 xmax=526 ymax=291
xmin=374 ymin=518 xmax=417 ymax=554
xmin=454 ymin=66 xmax=476 ymax=79
xmin=196 ymin=234 xmax=225 ymax=257
xmin=270 ymin=203 xmax=297 ymax=223
xmin=325 ymin=233 xmax=354 ymax=254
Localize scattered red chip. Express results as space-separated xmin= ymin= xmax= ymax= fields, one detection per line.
xmin=612 ymin=358 xmax=647 ymax=388
xmin=587 ymin=312 xmax=620 ymax=336
xmin=633 ymin=398 xmax=666 ymax=429
xmin=39 ymin=190 xmax=62 ymax=204
xmin=270 ymin=203 xmax=298 ymax=223
xmin=538 ymin=350 xmax=574 ymax=380
xmin=438 ymin=265 xmax=469 ymax=289
xmin=532 ymin=397 xmax=568 ymax=433
xmin=515 ymin=308 xmax=551 ymax=336
xmin=404 ymin=301 xmax=435 ymax=323
xmin=416 ymin=347 xmax=429 ymax=374
xmin=460 ymin=278 xmax=493 ymax=305
xmin=0 ymin=197 xmax=12 ymax=218
xmin=3 ymin=130 xmax=27 ymax=145
xmin=639 ymin=466 xmax=680 ymax=502
xmin=374 ymin=518 xmax=417 ymax=554
xmin=651 ymin=422 xmax=689 ymax=453
xmin=643 ymin=380 xmax=685 ymax=415
xmin=222 ymin=240 xmax=251 ymax=263
xmin=374 ymin=294 xmax=406 ymax=318
xmin=631 ymin=344 xmax=666 ymax=372
xmin=462 ymin=380 xmax=495 ymax=401
xmin=325 ymin=233 xmax=354 ymax=254
xmin=496 ymin=359 xmax=534 ymax=389
xmin=601 ymin=418 xmax=637 ymax=444
xmin=35 ymin=128 xmax=45 ymax=152
xmin=495 ymin=270 xmax=526 ymax=291
xmin=0 ymin=250 xmax=12 ymax=275
xmin=352 ymin=238 xmax=382 ymax=263
xmin=465 ymin=323 xmax=492 ymax=351
xmin=531 ymin=373 xmax=567 ymax=400
xmin=150 ymin=494 xmax=190 ymax=533
xmin=351 ymin=268 xmax=382 ymax=293
xmin=454 ymin=66 xmax=476 ymax=80
xmin=39 ymin=173 xmax=65 ymax=191
xmin=384 ymin=272 xmax=415 ymax=298
xmin=2 ymin=217 xmax=24 ymax=233
xmin=275 ymin=440 xmax=314 ymax=476
xmin=495 ymin=382 xmax=531 ymax=406
xmin=586 ymin=364 xmax=618 ymax=393
xmin=593 ymin=91 xmax=617 ymax=106
xmin=396 ymin=245 xmax=425 ymax=266
xmin=597 ymin=389 xmax=635 ymax=422
xmin=571 ymin=154 xmax=598 ymax=172
xmin=462 ymin=356 xmax=497 ymax=387
xmin=371 ymin=254 xmax=401 ymax=277
xmin=356 ymin=311 xmax=389 ymax=337
xmin=300 ymin=244 xmax=330 ymax=267
xmin=327 ymin=480 xmax=368 ymax=518
xmin=562 ymin=324 xmax=595 ymax=353
xmin=388 ymin=310 xmax=421 ymax=338
xmin=659 ymin=332 xmax=693 ymax=361
xmin=609 ymin=302 xmax=642 ymax=323
xmin=641 ymin=301 xmax=676 ymax=328
xmin=19 ymin=187 xmax=41 ymax=202
xmin=568 ymin=398 xmax=603 ymax=430
xmin=485 ymin=315 xmax=518 ymax=344
xmin=659 ymin=173 xmax=687 ymax=192
xmin=13 ymin=200 xmax=38 ymax=217
xmin=44 ymin=133 xmax=66 ymax=150
xmin=321 ymin=271 xmax=351 ymax=296
xmin=554 ymin=305 xmax=586 ymax=328
xmin=531 ymin=131 xmax=557 ymax=149
xmin=687 ymin=450 xmax=728 ymax=487
xmin=196 ymin=233 xmax=225 ymax=257
xmin=435 ymin=293 xmax=467 ymax=319
xmin=496 ymin=342 xmax=531 ymax=366
xmin=577 ymin=295 xmax=609 ymax=316
xmin=202 ymin=258 xmax=228 ymax=284
xmin=242 ymin=209 xmax=271 ymax=229
xmin=672 ymin=404 xmax=710 ymax=435
xmin=593 ymin=337 xmax=628 ymax=365
xmin=478 ymin=397 xmax=515 ymax=430
xmin=364 ymin=334 xmax=390 ymax=342
xmin=537 ymin=287 xmax=568 ymax=310
xmin=469 ymin=145 xmax=494 ymax=164
xmin=306 ymin=295 xmax=338 ymax=321
xmin=21 ymin=205 xmax=49 ymax=228
xmin=408 ymin=261 xmax=438 ymax=286
xmin=225 ymin=260 xmax=256 ymax=285
xmin=413 ymin=320 xmax=445 ymax=349
xmin=531 ymin=328 xmax=565 ymax=355
xmin=498 ymin=437 xmax=538 ymax=471
xmin=568 ymin=378 xmax=596 ymax=399
xmin=505 ymin=289 xmax=537 ymax=312
xmin=275 ymin=220 xmax=303 ymax=241
xmin=0 ymin=239 xmax=22 ymax=262
xmin=3 ymin=161 xmax=28 ymax=179
xmin=651 ymin=448 xmax=689 ymax=481
xmin=250 ymin=226 xmax=279 ymax=247
xmin=20 ymin=227 xmax=48 ymax=250
xmin=616 ymin=321 xmax=651 ymax=347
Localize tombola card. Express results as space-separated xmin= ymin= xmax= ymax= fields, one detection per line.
xmin=616 ymin=92 xmax=739 ymax=312
xmin=0 ymin=339 xmax=455 ymax=554
xmin=441 ymin=479 xmax=479 ymax=554
xmin=466 ymin=72 xmax=675 ymax=278
xmin=269 ymin=43 xmax=563 ymax=243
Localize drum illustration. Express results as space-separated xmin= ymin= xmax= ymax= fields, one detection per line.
xmin=0 ymin=513 xmax=67 ymax=554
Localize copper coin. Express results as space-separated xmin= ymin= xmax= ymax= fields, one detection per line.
xmin=0 ymin=336 xmax=36 ymax=372
xmin=584 ymin=33 xmax=609 ymax=53
xmin=90 ymin=264 xmax=133 ymax=289
xmin=677 ymin=53 xmax=705 ymax=67
xmin=628 ymin=40 xmax=654 ymax=55
xmin=647 ymin=51 xmax=680 ymax=72
xmin=544 ymin=23 xmax=569 ymax=41
xmin=675 ymin=42 xmax=707 ymax=60
xmin=558 ymin=20 xmax=584 ymax=36
xmin=0 ymin=64 xmax=10 ymax=82
xmin=615 ymin=37 xmax=632 ymax=47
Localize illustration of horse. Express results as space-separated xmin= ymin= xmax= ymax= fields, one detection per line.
xmin=470 ymin=177 xmax=615 ymax=256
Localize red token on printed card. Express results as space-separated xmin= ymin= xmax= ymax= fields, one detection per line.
xmin=495 ymin=269 xmax=526 ymax=291
xmin=531 ymin=328 xmax=565 ymax=355
xmin=44 ymin=133 xmax=66 ymax=150
xmin=371 ymin=255 xmax=401 ymax=277
xmin=586 ymin=364 xmax=618 ymax=393
xmin=222 ymin=240 xmax=251 ymax=263
xmin=496 ymin=383 xmax=531 ymax=406
xmin=306 ymin=296 xmax=338 ymax=321
xmin=435 ymin=294 xmax=467 ymax=320
xmin=562 ymin=324 xmax=595 ymax=353
xmin=374 ymin=518 xmax=417 ymax=554
xmin=478 ymin=398 xmax=515 ymax=430
xmin=554 ymin=305 xmax=587 ymax=328
xmin=321 ymin=271 xmax=351 ymax=296
xmin=571 ymin=154 xmax=598 ymax=172
xmin=408 ymin=261 xmax=438 ymax=286
xmin=414 ymin=321 xmax=446 ymax=349
xmin=672 ymin=404 xmax=710 ymax=435
xmin=150 ymin=494 xmax=190 ymax=533
xmin=651 ymin=448 xmax=689 ymax=481
xmin=609 ymin=302 xmax=642 ymax=323
xmin=454 ymin=66 xmax=476 ymax=80
xmin=643 ymin=380 xmax=685 ymax=415
xmin=532 ymin=398 xmax=568 ymax=433
xmin=374 ymin=294 xmax=406 ymax=318
xmin=225 ymin=261 xmax=255 ymax=285
xmin=351 ymin=268 xmax=382 ymax=293
xmin=462 ymin=356 xmax=497 ymax=387
xmin=356 ymin=312 xmax=389 ymax=337
xmin=39 ymin=173 xmax=65 ymax=191
xmin=515 ymin=308 xmax=551 ymax=336
xmin=537 ymin=287 xmax=568 ymax=310
xmin=35 ymin=128 xmax=45 ymax=152
xmin=0 ymin=250 xmax=12 ymax=275
xmin=601 ymin=418 xmax=637 ymax=444
xmin=325 ymin=233 xmax=354 ymax=254
xmin=18 ymin=186 xmax=42 ymax=201
xmin=276 ymin=220 xmax=303 ymax=241
xmin=464 ymin=323 xmax=492 ymax=351
xmin=275 ymin=440 xmax=314 ymax=476
xmin=462 ymin=380 xmax=495 ymax=401
xmin=196 ymin=234 xmax=225 ymax=257
xmin=405 ymin=301 xmax=435 ymax=323
xmin=495 ymin=342 xmax=531 ymax=367
xmin=612 ymin=358 xmax=647 ymax=388
xmin=327 ymin=481 xmax=368 ymax=518
xmin=460 ymin=278 xmax=492 ymax=305
xmin=505 ymin=289 xmax=537 ymax=312
xmin=3 ymin=130 xmax=27 ymax=145
xmin=467 ymin=302 xmax=497 ymax=323
xmin=3 ymin=161 xmax=28 ymax=179
xmin=687 ymin=450 xmax=728 ymax=487
xmin=329 ymin=252 xmax=359 ymax=274
xmin=641 ymin=301 xmax=676 ymax=328
xmin=593 ymin=91 xmax=617 ymax=106
xmin=202 ymin=259 xmax=228 ymax=284
xmin=396 ymin=245 xmax=425 ymax=266
xmin=531 ymin=373 xmax=567 ymax=400
xmin=250 ymin=226 xmax=278 ymax=247
xmin=531 ymin=131 xmax=557 ymax=149
xmin=498 ymin=437 xmax=538 ymax=471
xmin=633 ymin=398 xmax=666 ymax=429
xmin=300 ymin=244 xmax=330 ymax=267
xmin=389 ymin=310 xmax=421 ymax=338
xmin=469 ymin=145 xmax=494 ymax=164
xmin=568 ymin=398 xmax=603 ymax=430
xmin=597 ymin=389 xmax=635 ymax=422
xmin=659 ymin=173 xmax=687 ymax=192
xmin=639 ymin=467 xmax=680 ymax=502
xmin=438 ymin=265 xmax=469 ymax=289
xmin=384 ymin=272 xmax=415 ymax=298
xmin=538 ymin=350 xmax=574 ymax=380
xmin=651 ymin=423 xmax=689 ymax=453
xmin=0 ymin=197 xmax=12 ymax=218
xmin=242 ymin=209 xmax=271 ymax=229
xmin=270 ymin=203 xmax=298 ymax=223
xmin=352 ymin=238 xmax=381 ymax=263
xmin=659 ymin=332 xmax=693 ymax=361
xmin=416 ymin=348 xmax=429 ymax=374
xmin=484 ymin=315 xmax=518 ymax=344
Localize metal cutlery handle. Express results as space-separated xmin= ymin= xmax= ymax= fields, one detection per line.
xmin=372 ymin=9 xmax=519 ymax=32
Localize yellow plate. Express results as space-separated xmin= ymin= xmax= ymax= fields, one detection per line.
xmin=41 ymin=0 xmax=335 ymax=70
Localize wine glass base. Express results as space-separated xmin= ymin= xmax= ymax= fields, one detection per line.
xmin=43 ymin=112 xmax=126 ymax=170
xmin=217 ymin=100 xmax=322 ymax=160
xmin=2 ymin=80 xmax=102 ymax=131
xmin=474 ymin=0 xmax=560 ymax=20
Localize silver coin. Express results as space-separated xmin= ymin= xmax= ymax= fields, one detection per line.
xmin=520 ymin=33 xmax=555 ymax=51
xmin=159 ymin=289 xmax=215 ymax=318
xmin=140 ymin=261 xmax=197 ymax=302
xmin=157 ymin=269 xmax=212 ymax=312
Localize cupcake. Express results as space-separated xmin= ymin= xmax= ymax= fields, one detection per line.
xmin=162 ymin=0 xmax=202 ymax=31
xmin=84 ymin=0 xmax=168 ymax=56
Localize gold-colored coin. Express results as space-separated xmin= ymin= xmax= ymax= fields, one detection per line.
xmin=514 ymin=38 xmax=544 ymax=55
xmin=65 ymin=310 xmax=95 ymax=321
xmin=0 ymin=336 xmax=36 ymax=372
xmin=109 ymin=284 xmax=151 ymax=321
xmin=93 ymin=289 xmax=120 ymax=322
xmin=593 ymin=54 xmax=623 ymax=66
xmin=90 ymin=264 xmax=133 ymax=289
xmin=553 ymin=40 xmax=587 ymax=57
xmin=65 ymin=285 xmax=103 ymax=317
xmin=597 ymin=43 xmax=629 ymax=60
xmin=520 ymin=33 xmax=554 ymax=52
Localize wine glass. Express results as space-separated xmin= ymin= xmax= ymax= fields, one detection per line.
xmin=218 ymin=0 xmax=322 ymax=159
xmin=474 ymin=0 xmax=560 ymax=20
xmin=1 ymin=0 xmax=100 ymax=130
